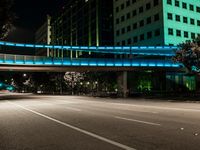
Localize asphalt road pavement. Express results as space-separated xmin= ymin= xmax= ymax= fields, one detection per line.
xmin=0 ymin=95 xmax=200 ymax=150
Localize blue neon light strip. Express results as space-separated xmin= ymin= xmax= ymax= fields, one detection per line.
xmin=25 ymin=44 xmax=34 ymax=47
xmin=0 ymin=57 xmax=183 ymax=68
xmin=0 ymin=40 xmax=178 ymax=56
xmin=5 ymin=43 xmax=15 ymax=46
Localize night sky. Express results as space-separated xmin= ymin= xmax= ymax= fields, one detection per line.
xmin=6 ymin=0 xmax=65 ymax=43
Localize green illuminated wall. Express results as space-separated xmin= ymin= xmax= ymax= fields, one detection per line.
xmin=166 ymin=73 xmax=196 ymax=91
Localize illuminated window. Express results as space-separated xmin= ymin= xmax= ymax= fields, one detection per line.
xmin=168 ymin=28 xmax=173 ymax=35
xmin=176 ymin=30 xmax=181 ymax=37
xmin=184 ymin=31 xmax=188 ymax=38
xmin=139 ymin=6 xmax=144 ymax=13
xmin=126 ymin=0 xmax=130 ymax=7
xmin=190 ymin=18 xmax=195 ymax=25
xmin=147 ymin=31 xmax=152 ymax=39
xmin=121 ymin=3 xmax=124 ymax=10
xmin=190 ymin=4 xmax=194 ymax=11
xmin=126 ymin=13 xmax=131 ymax=19
xmin=121 ymin=28 xmax=125 ymax=34
xmin=127 ymin=38 xmax=131 ymax=44
xmin=116 ymin=7 xmax=119 ymax=13
xmin=167 ymin=0 xmax=172 ymax=5
xmin=121 ymin=16 xmax=125 ymax=22
xmin=182 ymin=2 xmax=187 ymax=9
xmin=146 ymin=3 xmax=151 ymax=10
xmin=197 ymin=20 xmax=200 ymax=26
xmin=139 ymin=20 xmax=144 ymax=27
xmin=127 ymin=25 xmax=131 ymax=32
xmin=140 ymin=34 xmax=145 ymax=41
xmin=133 ymin=23 xmax=137 ymax=29
xmin=154 ymin=13 xmax=159 ymax=21
xmin=116 ymin=18 xmax=119 ymax=24
xmin=116 ymin=30 xmax=120 ymax=36
xmin=191 ymin=33 xmax=195 ymax=39
xmin=175 ymin=0 xmax=180 ymax=7
xmin=197 ymin=6 xmax=200 ymax=13
xmin=132 ymin=10 xmax=137 ymax=17
xmin=133 ymin=36 xmax=138 ymax=43
xmin=146 ymin=17 xmax=151 ymax=24
xmin=183 ymin=17 xmax=188 ymax=23
xmin=132 ymin=0 xmax=136 ymax=4
xmin=155 ymin=29 xmax=160 ymax=36
xmin=122 ymin=40 xmax=126 ymax=46
xmin=154 ymin=0 xmax=159 ymax=6
xmin=175 ymin=15 xmax=180 ymax=22
xmin=167 ymin=13 xmax=173 ymax=20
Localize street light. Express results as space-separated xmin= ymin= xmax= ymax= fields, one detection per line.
xmin=23 ymin=73 xmax=27 ymax=77
xmin=94 ymin=81 xmax=98 ymax=94
xmin=23 ymin=73 xmax=27 ymax=93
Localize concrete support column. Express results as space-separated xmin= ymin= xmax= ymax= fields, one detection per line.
xmin=117 ymin=71 xmax=128 ymax=98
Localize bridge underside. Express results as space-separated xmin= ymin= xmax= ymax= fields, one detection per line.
xmin=0 ymin=65 xmax=185 ymax=72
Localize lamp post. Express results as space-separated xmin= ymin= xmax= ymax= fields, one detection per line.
xmin=23 ymin=73 xmax=27 ymax=93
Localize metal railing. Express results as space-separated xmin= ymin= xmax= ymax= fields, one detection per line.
xmin=0 ymin=40 xmax=177 ymax=56
xmin=0 ymin=54 xmax=183 ymax=68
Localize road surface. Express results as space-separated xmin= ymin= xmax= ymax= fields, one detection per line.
xmin=0 ymin=95 xmax=200 ymax=150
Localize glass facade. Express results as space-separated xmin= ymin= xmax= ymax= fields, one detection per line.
xmin=50 ymin=0 xmax=114 ymax=58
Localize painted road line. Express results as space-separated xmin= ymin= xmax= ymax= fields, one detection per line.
xmin=115 ymin=116 xmax=161 ymax=126
xmin=8 ymin=101 xmax=136 ymax=150
xmin=30 ymin=100 xmax=83 ymax=112
xmin=112 ymin=103 xmax=200 ymax=113
xmin=61 ymin=106 xmax=82 ymax=112
xmin=54 ymin=99 xmax=158 ymax=114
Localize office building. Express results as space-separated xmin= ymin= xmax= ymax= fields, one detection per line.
xmin=50 ymin=0 xmax=114 ymax=58
xmin=35 ymin=15 xmax=51 ymax=56
xmin=114 ymin=0 xmax=200 ymax=46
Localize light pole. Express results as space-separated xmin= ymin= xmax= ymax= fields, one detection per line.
xmin=23 ymin=73 xmax=27 ymax=93
xmin=23 ymin=73 xmax=27 ymax=77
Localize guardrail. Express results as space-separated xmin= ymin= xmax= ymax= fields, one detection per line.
xmin=0 ymin=40 xmax=177 ymax=56
xmin=0 ymin=54 xmax=182 ymax=68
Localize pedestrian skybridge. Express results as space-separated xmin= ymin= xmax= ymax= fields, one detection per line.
xmin=0 ymin=41 xmax=184 ymax=72
xmin=0 ymin=41 xmax=177 ymax=56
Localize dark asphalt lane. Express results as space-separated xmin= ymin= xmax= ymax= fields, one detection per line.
xmin=0 ymin=95 xmax=200 ymax=150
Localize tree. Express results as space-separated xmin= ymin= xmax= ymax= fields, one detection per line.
xmin=0 ymin=0 xmax=14 ymax=39
xmin=173 ymin=36 xmax=200 ymax=73
xmin=64 ymin=72 xmax=84 ymax=95
xmin=84 ymin=72 xmax=118 ymax=92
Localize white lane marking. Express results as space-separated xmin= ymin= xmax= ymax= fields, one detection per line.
xmin=115 ymin=116 xmax=161 ymax=126
xmin=30 ymin=101 xmax=82 ymax=112
xmin=8 ymin=101 xmax=136 ymax=150
xmin=58 ymin=98 xmax=200 ymax=113
xmin=62 ymin=106 xmax=82 ymax=112
xmin=53 ymin=99 xmax=158 ymax=114
xmin=112 ymin=103 xmax=200 ymax=113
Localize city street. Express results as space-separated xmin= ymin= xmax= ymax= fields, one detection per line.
xmin=0 ymin=95 xmax=200 ymax=150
